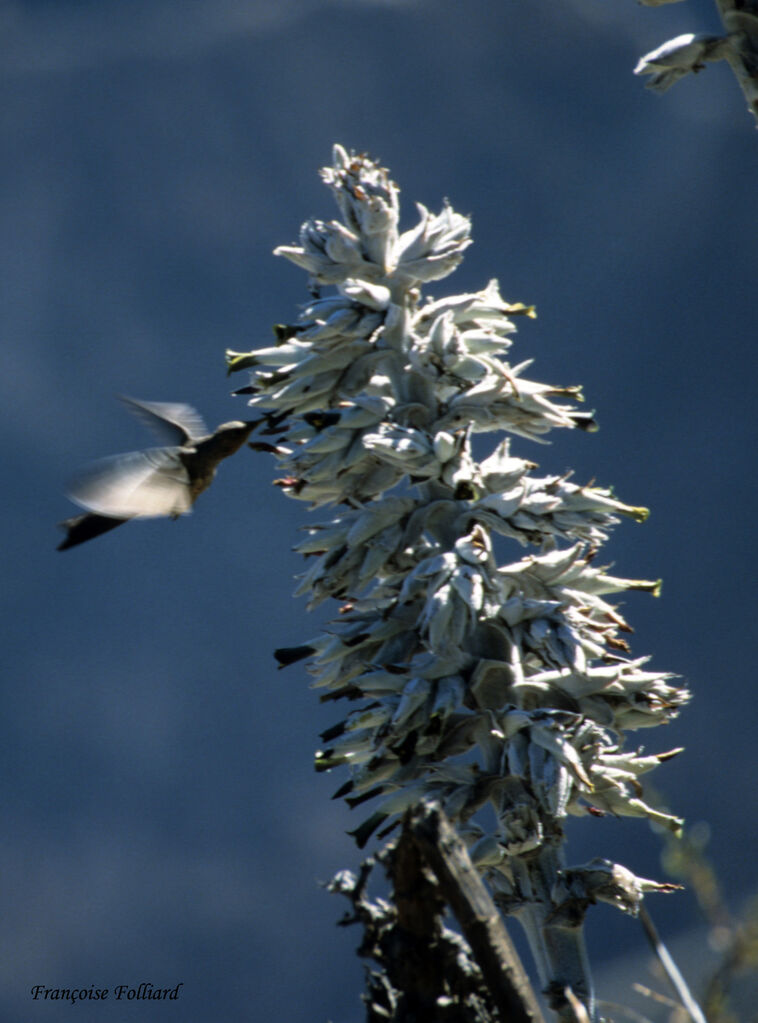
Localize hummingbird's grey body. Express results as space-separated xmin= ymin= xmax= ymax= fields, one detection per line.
xmin=57 ymin=398 xmax=255 ymax=550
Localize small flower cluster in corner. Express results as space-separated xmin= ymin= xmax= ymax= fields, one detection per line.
xmin=633 ymin=0 xmax=758 ymax=126
xmin=228 ymin=146 xmax=689 ymax=1019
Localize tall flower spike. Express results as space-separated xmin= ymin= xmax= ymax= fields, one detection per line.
xmin=235 ymin=147 xmax=689 ymax=1021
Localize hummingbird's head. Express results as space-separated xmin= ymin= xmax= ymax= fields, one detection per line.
xmin=213 ymin=421 xmax=258 ymax=457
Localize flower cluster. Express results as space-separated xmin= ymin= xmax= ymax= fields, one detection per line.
xmin=632 ymin=1 xmax=758 ymax=125
xmin=230 ymin=146 xmax=689 ymax=1017
xmin=634 ymin=32 xmax=729 ymax=92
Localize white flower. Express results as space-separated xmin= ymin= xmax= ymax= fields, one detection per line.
xmin=634 ymin=33 xmax=729 ymax=93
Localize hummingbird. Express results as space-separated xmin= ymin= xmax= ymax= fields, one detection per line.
xmin=57 ymin=397 xmax=257 ymax=550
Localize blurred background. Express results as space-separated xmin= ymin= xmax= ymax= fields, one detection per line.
xmin=2 ymin=0 xmax=756 ymax=1019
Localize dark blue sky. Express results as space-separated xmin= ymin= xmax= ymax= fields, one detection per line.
xmin=2 ymin=1 xmax=756 ymax=1019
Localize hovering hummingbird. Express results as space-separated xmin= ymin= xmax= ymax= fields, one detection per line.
xmin=57 ymin=397 xmax=256 ymax=550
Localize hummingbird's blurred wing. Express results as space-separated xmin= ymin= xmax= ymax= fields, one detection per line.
xmin=120 ymin=397 xmax=208 ymax=445
xmin=66 ymin=448 xmax=193 ymax=518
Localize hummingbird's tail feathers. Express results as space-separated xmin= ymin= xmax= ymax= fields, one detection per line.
xmin=57 ymin=513 xmax=131 ymax=551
